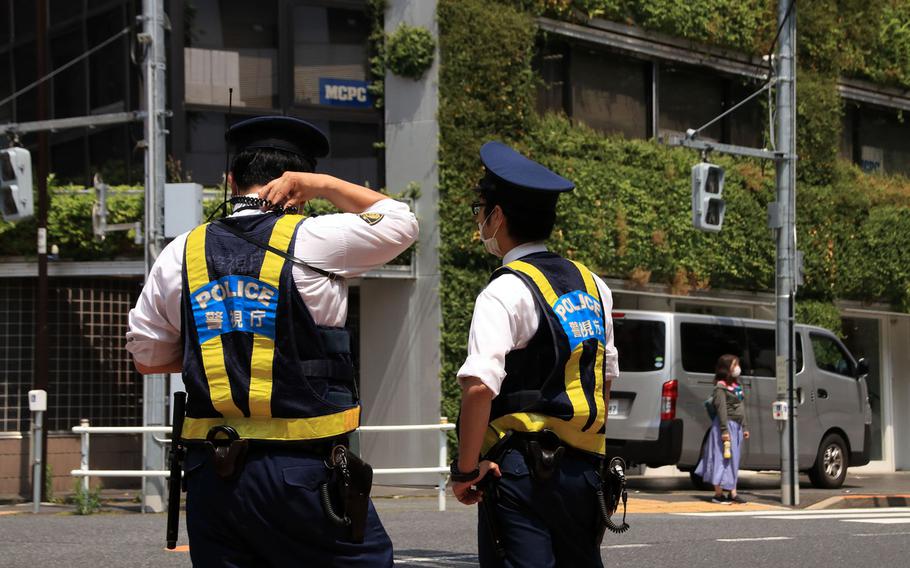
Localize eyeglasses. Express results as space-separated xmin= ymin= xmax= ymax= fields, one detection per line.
xmin=471 ymin=201 xmax=485 ymax=216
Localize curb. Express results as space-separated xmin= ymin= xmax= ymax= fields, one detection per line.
xmin=807 ymin=494 xmax=910 ymax=510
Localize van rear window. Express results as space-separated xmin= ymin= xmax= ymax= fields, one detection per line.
xmin=614 ymin=320 xmax=666 ymax=372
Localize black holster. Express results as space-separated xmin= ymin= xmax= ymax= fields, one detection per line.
xmin=319 ymin=445 xmax=373 ymax=543
xmin=520 ymin=430 xmax=565 ymax=482
xmin=204 ymin=425 xmax=249 ymax=481
xmin=596 ymin=457 xmax=630 ymax=541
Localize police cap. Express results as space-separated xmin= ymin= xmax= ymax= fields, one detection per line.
xmin=479 ymin=141 xmax=574 ymax=210
xmin=226 ymin=116 xmax=330 ymax=165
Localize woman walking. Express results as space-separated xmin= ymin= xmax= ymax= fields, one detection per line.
xmin=695 ymin=354 xmax=750 ymax=504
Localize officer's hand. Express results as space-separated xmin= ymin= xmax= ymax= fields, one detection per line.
xmin=258 ymin=172 xmax=325 ymax=209
xmin=452 ymin=460 xmax=501 ymax=506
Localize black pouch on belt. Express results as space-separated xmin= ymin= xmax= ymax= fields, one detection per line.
xmin=319 ymin=445 xmax=373 ymax=543
xmin=204 ymin=425 xmax=249 ymax=481
xmin=522 ymin=430 xmax=565 ymax=482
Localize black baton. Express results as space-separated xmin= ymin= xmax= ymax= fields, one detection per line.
xmin=166 ymin=392 xmax=187 ymax=550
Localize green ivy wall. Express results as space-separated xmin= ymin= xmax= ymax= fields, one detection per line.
xmin=438 ymin=0 xmax=910 ymax=419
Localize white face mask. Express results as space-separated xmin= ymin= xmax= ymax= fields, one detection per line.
xmin=478 ymin=209 xmax=503 ymax=257
xmin=731 ymin=365 xmax=742 ymax=378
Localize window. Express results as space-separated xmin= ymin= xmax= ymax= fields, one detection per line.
xmin=293 ymin=4 xmax=372 ymax=108
xmin=810 ymin=333 xmax=855 ymax=377
xmin=659 ymin=65 xmax=725 ymax=141
xmin=51 ymin=28 xmax=86 ymax=119
xmin=680 ymin=322 xmax=747 ymax=374
xmin=744 ymin=327 xmax=774 ymax=377
xmin=614 ymin=319 xmax=665 ymax=372
xmin=184 ymin=0 xmax=279 ymax=109
xmin=570 ymin=46 xmax=650 ymax=139
xmin=534 ymin=39 xmax=567 ymax=116
xmin=843 ymin=103 xmax=910 ymax=176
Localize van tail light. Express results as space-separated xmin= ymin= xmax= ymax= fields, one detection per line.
xmin=660 ymin=379 xmax=678 ymax=421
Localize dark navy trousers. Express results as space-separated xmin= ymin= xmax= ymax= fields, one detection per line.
xmin=478 ymin=448 xmax=604 ymax=568
xmin=184 ymin=445 xmax=393 ymax=567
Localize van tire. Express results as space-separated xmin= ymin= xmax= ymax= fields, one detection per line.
xmin=689 ymin=471 xmax=713 ymax=491
xmin=808 ymin=433 xmax=848 ymax=489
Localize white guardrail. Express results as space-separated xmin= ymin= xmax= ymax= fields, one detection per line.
xmin=71 ymin=420 xmax=457 ymax=511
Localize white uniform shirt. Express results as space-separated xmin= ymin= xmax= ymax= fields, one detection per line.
xmin=126 ymin=198 xmax=418 ymax=367
xmin=457 ymin=242 xmax=620 ymax=397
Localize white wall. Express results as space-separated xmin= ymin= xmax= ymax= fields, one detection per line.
xmin=890 ymin=318 xmax=910 ymax=470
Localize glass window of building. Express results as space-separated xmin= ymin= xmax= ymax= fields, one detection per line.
xmin=185 ymin=0 xmax=279 ymax=109
xmin=850 ymin=104 xmax=910 ymax=176
xmin=570 ymin=45 xmax=650 ymax=139
xmin=534 ymin=39 xmax=568 ymax=116
xmin=51 ymin=28 xmax=86 ymax=119
xmin=184 ymin=111 xmax=229 ymax=186
xmin=312 ymin=119 xmax=382 ymax=189
xmin=292 ymin=3 xmax=371 ymax=108
xmin=88 ymin=7 xmax=130 ymax=114
xmin=0 ymin=53 xmax=11 ymax=124
xmin=659 ymin=64 xmax=725 ymax=142
xmin=0 ymin=0 xmax=11 ymax=44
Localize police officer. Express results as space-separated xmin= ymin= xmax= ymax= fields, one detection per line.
xmin=451 ymin=142 xmax=619 ymax=567
xmin=126 ymin=116 xmax=418 ymax=567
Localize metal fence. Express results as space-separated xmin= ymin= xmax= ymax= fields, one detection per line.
xmin=71 ymin=420 xmax=456 ymax=511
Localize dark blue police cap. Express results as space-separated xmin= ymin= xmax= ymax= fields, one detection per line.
xmin=226 ymin=116 xmax=330 ymax=162
xmin=479 ymin=141 xmax=574 ymax=196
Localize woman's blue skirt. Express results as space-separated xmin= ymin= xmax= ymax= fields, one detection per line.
xmin=694 ymin=417 xmax=743 ymax=491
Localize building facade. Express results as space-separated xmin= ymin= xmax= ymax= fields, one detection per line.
xmin=1 ymin=0 xmax=908 ymax=498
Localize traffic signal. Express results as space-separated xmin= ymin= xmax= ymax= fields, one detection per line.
xmin=691 ymin=162 xmax=725 ymax=232
xmin=0 ymin=147 xmax=33 ymax=222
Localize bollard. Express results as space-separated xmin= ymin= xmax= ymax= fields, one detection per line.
xmin=28 ymin=390 xmax=47 ymax=514
xmin=80 ymin=419 xmax=90 ymax=494
xmin=438 ymin=417 xmax=448 ymax=512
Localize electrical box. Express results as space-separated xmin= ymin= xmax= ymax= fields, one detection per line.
xmin=28 ymin=389 xmax=47 ymax=412
xmin=164 ymin=183 xmax=203 ymax=238
xmin=772 ymin=400 xmax=789 ymax=421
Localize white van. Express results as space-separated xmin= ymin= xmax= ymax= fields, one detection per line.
xmin=605 ymin=311 xmax=872 ymax=488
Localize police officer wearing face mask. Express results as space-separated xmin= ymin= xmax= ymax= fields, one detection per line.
xmin=126 ymin=116 xmax=418 ymax=567
xmin=451 ymin=142 xmax=620 ymax=567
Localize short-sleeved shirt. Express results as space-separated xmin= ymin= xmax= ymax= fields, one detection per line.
xmin=126 ymin=198 xmax=419 ymax=368
xmin=456 ymin=242 xmax=620 ymax=397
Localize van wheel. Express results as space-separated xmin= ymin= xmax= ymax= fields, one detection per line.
xmin=808 ymin=434 xmax=848 ymax=489
xmin=689 ymin=471 xmax=713 ymax=491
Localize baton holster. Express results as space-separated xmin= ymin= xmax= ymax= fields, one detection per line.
xmin=204 ymin=425 xmax=249 ymax=481
xmin=319 ymin=445 xmax=373 ymax=543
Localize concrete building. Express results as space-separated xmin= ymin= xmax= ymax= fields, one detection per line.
xmin=1 ymin=0 xmax=908 ymax=498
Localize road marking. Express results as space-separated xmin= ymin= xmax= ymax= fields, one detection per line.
xmin=760 ymin=512 xmax=910 ymax=521
xmin=853 ymin=531 xmax=910 ymax=537
xmin=165 ymin=545 xmax=189 ymax=552
xmin=717 ymin=537 xmax=792 ymax=542
xmin=842 ymin=518 xmax=910 ymax=525
xmin=679 ymin=507 xmax=910 ymax=518
xmin=602 ymin=544 xmax=651 ymax=549
xmin=395 ymin=554 xmax=477 ymax=564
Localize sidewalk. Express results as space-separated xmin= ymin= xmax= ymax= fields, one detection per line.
xmin=2 ymin=470 xmax=908 ymax=516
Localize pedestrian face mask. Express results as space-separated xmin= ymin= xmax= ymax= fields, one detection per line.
xmin=478 ymin=206 xmax=503 ymax=257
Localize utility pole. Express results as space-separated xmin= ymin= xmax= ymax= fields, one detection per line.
xmin=34 ymin=0 xmax=50 ymax=503
xmin=775 ymin=0 xmax=799 ymax=507
xmin=141 ymin=0 xmax=168 ymax=514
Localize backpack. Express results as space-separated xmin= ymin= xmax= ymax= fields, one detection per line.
xmin=704 ymin=396 xmax=717 ymax=420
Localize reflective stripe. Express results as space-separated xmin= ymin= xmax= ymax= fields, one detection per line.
xmin=570 ymin=260 xmax=606 ymax=433
xmin=507 ymin=260 xmax=592 ymax=437
xmin=186 ymin=224 xmax=243 ymax=418
xmin=248 ymin=215 xmax=303 ymax=417
xmin=506 ymin=260 xmax=558 ymax=306
xmin=484 ymin=412 xmax=606 ymax=456
xmin=181 ymin=406 xmax=361 ymax=441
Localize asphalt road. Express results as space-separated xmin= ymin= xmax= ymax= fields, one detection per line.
xmin=2 ymin=497 xmax=909 ymax=567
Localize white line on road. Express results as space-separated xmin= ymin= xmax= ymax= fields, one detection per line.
xmin=760 ymin=512 xmax=910 ymax=521
xmin=842 ymin=519 xmax=910 ymax=525
xmin=716 ymin=537 xmax=793 ymax=542
xmin=853 ymin=531 xmax=910 ymax=537
xmin=602 ymin=544 xmax=652 ymax=549
xmin=679 ymin=507 xmax=910 ymax=518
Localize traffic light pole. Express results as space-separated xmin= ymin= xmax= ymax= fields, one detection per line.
xmin=140 ymin=0 xmax=169 ymax=514
xmin=775 ymin=0 xmax=799 ymax=507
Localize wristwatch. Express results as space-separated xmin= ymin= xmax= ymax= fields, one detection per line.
xmin=449 ymin=460 xmax=480 ymax=483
